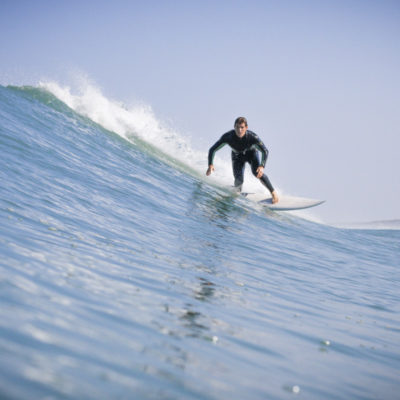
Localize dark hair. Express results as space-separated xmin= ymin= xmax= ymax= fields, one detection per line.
xmin=234 ymin=117 xmax=248 ymax=127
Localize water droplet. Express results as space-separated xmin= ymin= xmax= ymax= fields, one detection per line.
xmin=292 ymin=385 xmax=300 ymax=394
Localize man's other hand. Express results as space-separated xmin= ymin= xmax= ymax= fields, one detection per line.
xmin=206 ymin=165 xmax=215 ymax=176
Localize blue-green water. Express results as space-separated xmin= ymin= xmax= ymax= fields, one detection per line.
xmin=0 ymin=84 xmax=399 ymax=400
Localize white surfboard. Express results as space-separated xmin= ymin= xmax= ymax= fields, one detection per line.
xmin=241 ymin=193 xmax=325 ymax=211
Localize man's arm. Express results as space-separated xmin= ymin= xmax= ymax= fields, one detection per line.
xmin=206 ymin=135 xmax=227 ymax=175
xmin=252 ymin=133 xmax=269 ymax=167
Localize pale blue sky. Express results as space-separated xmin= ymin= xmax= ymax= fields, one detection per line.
xmin=1 ymin=0 xmax=399 ymax=223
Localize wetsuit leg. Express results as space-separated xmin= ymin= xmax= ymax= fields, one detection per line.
xmin=231 ymin=152 xmax=245 ymax=192
xmin=248 ymin=150 xmax=275 ymax=193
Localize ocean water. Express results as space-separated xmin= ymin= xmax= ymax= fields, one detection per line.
xmin=0 ymin=83 xmax=399 ymax=400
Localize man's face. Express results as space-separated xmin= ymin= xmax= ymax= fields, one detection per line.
xmin=235 ymin=123 xmax=247 ymax=138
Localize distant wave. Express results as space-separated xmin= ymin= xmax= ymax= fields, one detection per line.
xmin=334 ymin=219 xmax=400 ymax=230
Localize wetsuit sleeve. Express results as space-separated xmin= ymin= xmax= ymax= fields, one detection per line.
xmin=208 ymin=135 xmax=228 ymax=166
xmin=252 ymin=134 xmax=269 ymax=167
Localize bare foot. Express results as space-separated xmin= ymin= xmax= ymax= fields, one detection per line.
xmin=271 ymin=190 xmax=279 ymax=204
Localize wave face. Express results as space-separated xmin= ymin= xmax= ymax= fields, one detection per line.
xmin=1 ymin=84 xmax=399 ymax=400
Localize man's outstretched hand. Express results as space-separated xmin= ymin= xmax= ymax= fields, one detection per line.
xmin=256 ymin=166 xmax=264 ymax=179
xmin=206 ymin=165 xmax=215 ymax=176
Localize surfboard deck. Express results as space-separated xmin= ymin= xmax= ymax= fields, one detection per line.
xmin=241 ymin=192 xmax=325 ymax=211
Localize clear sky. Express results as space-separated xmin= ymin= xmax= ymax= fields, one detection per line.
xmin=1 ymin=0 xmax=399 ymax=223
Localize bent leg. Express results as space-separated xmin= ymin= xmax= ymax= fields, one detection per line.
xmin=249 ymin=150 xmax=275 ymax=194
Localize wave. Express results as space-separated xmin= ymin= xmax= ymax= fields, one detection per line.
xmin=6 ymin=80 xmax=337 ymax=225
xmin=27 ymin=79 xmax=282 ymax=197
xmin=1 ymin=79 xmax=399 ymax=400
xmin=5 ymin=80 xmax=333 ymax=225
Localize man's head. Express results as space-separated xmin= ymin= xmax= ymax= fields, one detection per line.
xmin=234 ymin=117 xmax=248 ymax=138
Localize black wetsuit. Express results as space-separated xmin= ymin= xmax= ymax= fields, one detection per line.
xmin=208 ymin=129 xmax=275 ymax=193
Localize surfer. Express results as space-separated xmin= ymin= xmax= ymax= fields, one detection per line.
xmin=206 ymin=117 xmax=279 ymax=204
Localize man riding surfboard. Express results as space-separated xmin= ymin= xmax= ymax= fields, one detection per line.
xmin=206 ymin=117 xmax=279 ymax=204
